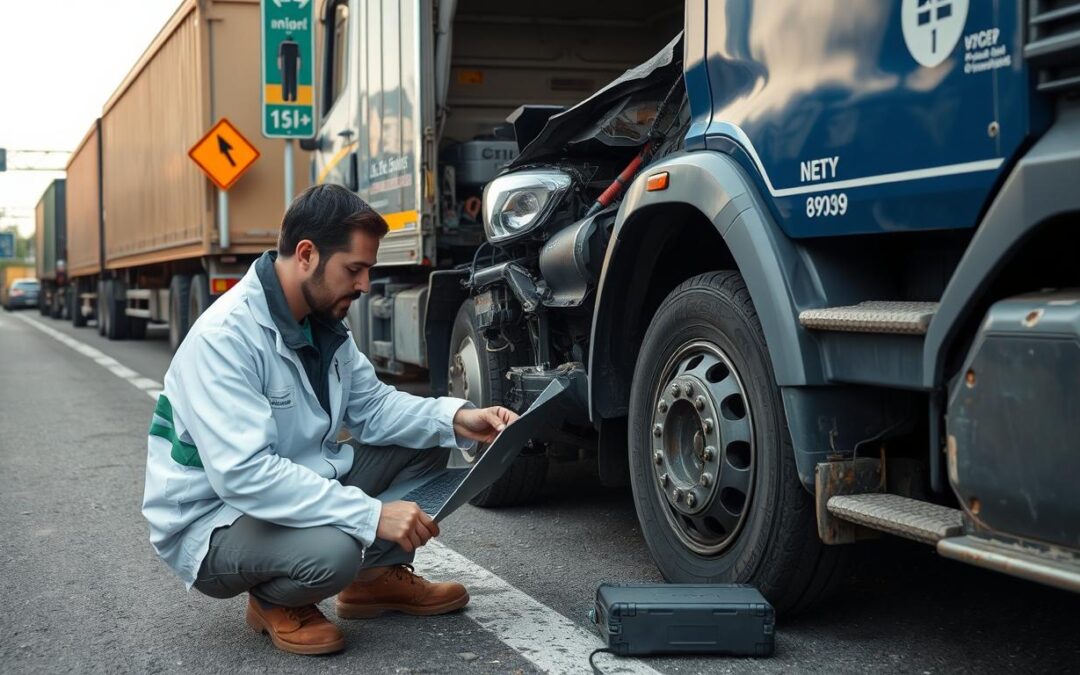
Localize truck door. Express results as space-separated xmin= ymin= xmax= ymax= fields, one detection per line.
xmin=355 ymin=0 xmax=426 ymax=266
xmin=313 ymin=0 xmax=357 ymax=190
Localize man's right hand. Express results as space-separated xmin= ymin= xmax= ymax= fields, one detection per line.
xmin=376 ymin=501 xmax=439 ymax=553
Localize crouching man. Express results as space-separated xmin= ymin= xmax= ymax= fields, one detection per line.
xmin=142 ymin=184 xmax=517 ymax=655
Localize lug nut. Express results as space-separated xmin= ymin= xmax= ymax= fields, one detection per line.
xmin=670 ymin=383 xmax=682 ymax=398
xmin=658 ymin=400 xmax=668 ymax=413
xmin=703 ymin=446 xmax=715 ymax=462
xmin=654 ymin=451 xmax=663 ymax=465
xmin=659 ymin=472 xmax=669 ymax=487
xmin=653 ymin=424 xmax=663 ymax=437
xmin=672 ymin=488 xmax=683 ymax=503
xmin=704 ymin=418 xmax=714 ymax=434
xmin=685 ymin=492 xmax=697 ymax=508
xmin=695 ymin=396 xmax=706 ymax=411
xmin=700 ymin=472 xmax=713 ymax=488
xmin=684 ymin=382 xmax=694 ymax=397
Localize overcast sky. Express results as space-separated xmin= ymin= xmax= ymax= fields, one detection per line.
xmin=0 ymin=0 xmax=181 ymax=236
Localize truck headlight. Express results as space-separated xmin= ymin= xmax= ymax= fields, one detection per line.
xmin=482 ymin=169 xmax=572 ymax=244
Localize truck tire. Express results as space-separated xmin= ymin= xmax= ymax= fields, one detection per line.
xmin=97 ymin=281 xmax=107 ymax=335
xmin=628 ymin=271 xmax=849 ymax=615
xmin=49 ymin=290 xmax=62 ymax=319
xmin=448 ymin=299 xmax=548 ymax=507
xmin=168 ymin=275 xmax=192 ymax=352
xmin=71 ymin=284 xmax=87 ymax=328
xmin=189 ymin=273 xmax=211 ymax=328
xmin=103 ymin=280 xmax=129 ymax=340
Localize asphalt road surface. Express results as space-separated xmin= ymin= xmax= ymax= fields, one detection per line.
xmin=2 ymin=309 xmax=1079 ymax=674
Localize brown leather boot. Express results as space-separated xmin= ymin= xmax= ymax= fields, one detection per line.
xmin=335 ymin=564 xmax=469 ymax=619
xmin=245 ymin=595 xmax=345 ymax=655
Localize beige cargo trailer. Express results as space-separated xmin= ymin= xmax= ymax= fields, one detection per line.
xmin=65 ymin=121 xmax=102 ymax=327
xmin=69 ymin=0 xmax=310 ymax=347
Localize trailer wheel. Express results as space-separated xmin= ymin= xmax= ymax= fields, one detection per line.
xmin=168 ymin=275 xmax=192 ymax=352
xmin=97 ymin=282 xmax=107 ymax=335
xmin=189 ymin=273 xmax=211 ymax=328
xmin=629 ymin=271 xmax=849 ymax=615
xmin=102 ymin=280 xmax=128 ymax=340
xmin=71 ymin=283 xmax=87 ymax=328
xmin=448 ymin=298 xmax=548 ymax=507
xmin=49 ymin=289 xmax=62 ymax=319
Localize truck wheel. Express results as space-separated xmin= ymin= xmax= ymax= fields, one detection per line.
xmin=189 ymin=273 xmax=211 ymax=328
xmin=97 ymin=282 xmax=107 ymax=335
xmin=168 ymin=275 xmax=192 ymax=352
xmin=103 ymin=280 xmax=129 ymax=340
xmin=448 ymin=298 xmax=548 ymax=507
xmin=71 ymin=284 xmax=87 ymax=327
xmin=629 ymin=271 xmax=848 ymax=615
xmin=50 ymin=290 xmax=62 ymax=319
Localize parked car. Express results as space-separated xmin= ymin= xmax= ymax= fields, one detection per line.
xmin=4 ymin=278 xmax=40 ymax=310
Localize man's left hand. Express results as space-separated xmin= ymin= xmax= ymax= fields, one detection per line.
xmin=453 ymin=406 xmax=519 ymax=444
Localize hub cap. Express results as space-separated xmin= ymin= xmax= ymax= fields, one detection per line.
xmin=650 ymin=341 xmax=755 ymax=555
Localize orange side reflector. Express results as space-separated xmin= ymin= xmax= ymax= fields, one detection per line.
xmin=646 ymin=172 xmax=669 ymax=191
xmin=211 ymin=277 xmax=240 ymax=294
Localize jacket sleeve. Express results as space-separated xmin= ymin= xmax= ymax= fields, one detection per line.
xmin=342 ymin=340 xmax=476 ymax=451
xmin=177 ymin=328 xmax=383 ymax=546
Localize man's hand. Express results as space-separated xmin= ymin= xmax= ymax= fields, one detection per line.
xmin=376 ymin=501 xmax=439 ymax=553
xmin=453 ymin=406 xmax=519 ymax=444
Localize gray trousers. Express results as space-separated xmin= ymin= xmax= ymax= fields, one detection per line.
xmin=192 ymin=443 xmax=449 ymax=607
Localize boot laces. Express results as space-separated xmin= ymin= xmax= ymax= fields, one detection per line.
xmin=284 ymin=604 xmax=325 ymax=625
xmin=389 ymin=563 xmax=424 ymax=585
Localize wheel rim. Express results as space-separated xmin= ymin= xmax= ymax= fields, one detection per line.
xmin=649 ymin=340 xmax=755 ymax=556
xmin=448 ymin=334 xmax=484 ymax=462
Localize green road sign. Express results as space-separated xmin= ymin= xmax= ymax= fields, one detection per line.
xmin=0 ymin=232 xmax=15 ymax=259
xmin=261 ymin=0 xmax=315 ymax=138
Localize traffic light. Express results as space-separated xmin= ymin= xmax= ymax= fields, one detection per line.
xmin=0 ymin=148 xmax=6 ymax=172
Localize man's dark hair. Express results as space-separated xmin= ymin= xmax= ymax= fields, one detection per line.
xmin=277 ymin=184 xmax=389 ymax=260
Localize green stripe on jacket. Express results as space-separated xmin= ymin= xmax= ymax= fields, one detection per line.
xmin=149 ymin=394 xmax=203 ymax=468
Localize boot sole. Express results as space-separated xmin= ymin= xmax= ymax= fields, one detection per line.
xmin=245 ymin=604 xmax=346 ymax=655
xmin=335 ymin=592 xmax=470 ymax=619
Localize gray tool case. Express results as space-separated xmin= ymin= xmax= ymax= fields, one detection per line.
xmin=591 ymin=583 xmax=775 ymax=657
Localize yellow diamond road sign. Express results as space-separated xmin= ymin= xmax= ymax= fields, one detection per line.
xmin=188 ymin=118 xmax=261 ymax=191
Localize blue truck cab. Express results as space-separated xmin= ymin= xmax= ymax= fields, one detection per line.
xmin=582 ymin=0 xmax=1080 ymax=610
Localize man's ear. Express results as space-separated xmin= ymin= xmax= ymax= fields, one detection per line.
xmin=296 ymin=240 xmax=317 ymax=272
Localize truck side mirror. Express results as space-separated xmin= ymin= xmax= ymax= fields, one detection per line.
xmin=299 ymin=136 xmax=320 ymax=152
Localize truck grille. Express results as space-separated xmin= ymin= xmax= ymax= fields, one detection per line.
xmin=1027 ymin=0 xmax=1080 ymax=93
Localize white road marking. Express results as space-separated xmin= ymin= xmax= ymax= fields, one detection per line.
xmin=14 ymin=314 xmax=162 ymax=400
xmin=12 ymin=312 xmax=661 ymax=675
xmin=423 ymin=541 xmax=661 ymax=675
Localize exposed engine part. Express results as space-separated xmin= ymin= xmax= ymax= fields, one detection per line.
xmin=584 ymin=145 xmax=650 ymax=217
xmin=538 ymin=212 xmax=610 ymax=307
xmin=472 ymin=261 xmax=546 ymax=312
xmin=444 ymin=140 xmax=519 ymax=186
xmin=473 ymin=286 xmax=520 ymax=333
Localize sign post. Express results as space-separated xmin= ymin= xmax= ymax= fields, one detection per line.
xmin=261 ymin=0 xmax=316 ymax=208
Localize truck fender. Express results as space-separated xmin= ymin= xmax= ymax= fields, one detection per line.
xmin=425 ymin=269 xmax=470 ymax=396
xmin=588 ymin=150 xmax=827 ymax=422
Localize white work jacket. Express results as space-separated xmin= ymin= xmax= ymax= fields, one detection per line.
xmin=141 ymin=260 xmax=474 ymax=588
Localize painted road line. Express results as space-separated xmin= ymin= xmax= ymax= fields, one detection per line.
xmin=14 ymin=314 xmax=162 ymax=401
xmin=423 ymin=540 xmax=661 ymax=675
xmin=13 ymin=313 xmax=660 ymax=675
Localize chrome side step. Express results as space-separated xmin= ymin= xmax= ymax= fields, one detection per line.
xmin=826 ymin=493 xmax=963 ymax=545
xmin=938 ymin=536 xmax=1080 ymax=593
xmin=799 ymin=301 xmax=939 ymax=335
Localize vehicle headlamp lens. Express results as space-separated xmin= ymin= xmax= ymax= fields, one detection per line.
xmin=483 ymin=170 xmax=571 ymax=243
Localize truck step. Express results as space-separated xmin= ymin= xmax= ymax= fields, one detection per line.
xmin=826 ymin=493 xmax=963 ymax=545
xmin=799 ymin=301 xmax=938 ymax=335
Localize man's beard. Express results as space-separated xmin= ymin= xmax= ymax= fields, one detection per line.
xmin=301 ymin=268 xmax=361 ymax=322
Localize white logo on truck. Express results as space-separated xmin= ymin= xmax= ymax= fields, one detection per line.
xmin=902 ymin=0 xmax=969 ymax=68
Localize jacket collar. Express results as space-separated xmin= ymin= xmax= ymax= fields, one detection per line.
xmin=247 ymin=250 xmax=349 ymax=348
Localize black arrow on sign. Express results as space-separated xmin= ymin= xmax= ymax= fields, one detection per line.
xmin=217 ymin=135 xmax=236 ymax=167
